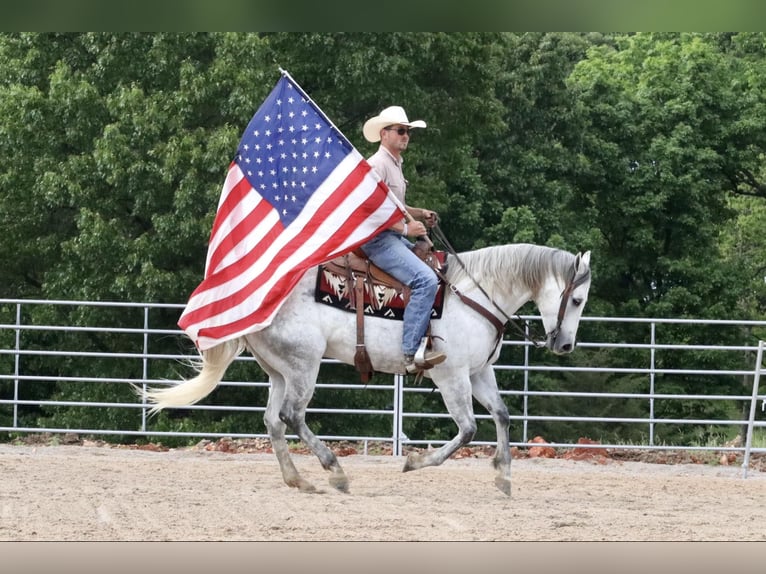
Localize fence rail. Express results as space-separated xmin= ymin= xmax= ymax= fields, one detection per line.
xmin=1 ymin=298 xmax=765 ymax=471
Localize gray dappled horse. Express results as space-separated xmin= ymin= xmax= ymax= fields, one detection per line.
xmin=143 ymin=243 xmax=592 ymax=496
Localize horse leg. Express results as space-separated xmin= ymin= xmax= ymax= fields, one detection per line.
xmin=470 ymin=366 xmax=512 ymax=496
xmin=278 ymin=377 xmax=350 ymax=494
xmin=263 ymin=371 xmax=318 ymax=493
xmin=258 ymin=365 xmax=350 ymax=493
xmin=402 ymin=374 xmax=477 ymax=472
xmin=246 ymin=332 xmax=349 ymax=493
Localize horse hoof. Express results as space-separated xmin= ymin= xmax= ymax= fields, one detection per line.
xmin=402 ymin=452 xmax=424 ymax=472
xmin=287 ymin=478 xmax=318 ymax=493
xmin=494 ymin=476 xmax=511 ymax=497
xmin=329 ymin=474 xmax=350 ymax=493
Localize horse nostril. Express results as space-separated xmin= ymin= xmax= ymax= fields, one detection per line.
xmin=560 ymin=343 xmax=572 ymax=353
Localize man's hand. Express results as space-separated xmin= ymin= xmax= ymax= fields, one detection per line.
xmin=421 ymin=209 xmax=439 ymax=228
xmin=407 ymin=220 xmax=428 ymax=237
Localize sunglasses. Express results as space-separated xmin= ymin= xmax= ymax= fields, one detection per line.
xmin=384 ymin=126 xmax=411 ymax=136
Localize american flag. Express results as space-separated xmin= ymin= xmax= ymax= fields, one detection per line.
xmin=178 ymin=72 xmax=405 ymax=350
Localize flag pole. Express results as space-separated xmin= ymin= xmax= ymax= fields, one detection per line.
xmin=278 ymin=68 xmax=431 ymax=244
xmin=279 ymin=67 xmax=355 ymax=149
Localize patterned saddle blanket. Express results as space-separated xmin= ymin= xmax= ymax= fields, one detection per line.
xmin=314 ymin=250 xmax=447 ymax=320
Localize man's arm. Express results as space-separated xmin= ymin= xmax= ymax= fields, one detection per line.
xmin=405 ymin=206 xmax=439 ymax=228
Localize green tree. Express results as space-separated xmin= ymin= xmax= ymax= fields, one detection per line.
xmin=568 ymin=33 xmax=746 ymax=319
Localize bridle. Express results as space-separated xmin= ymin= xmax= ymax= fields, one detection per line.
xmin=546 ymin=264 xmax=591 ymax=345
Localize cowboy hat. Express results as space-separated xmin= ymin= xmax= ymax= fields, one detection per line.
xmin=362 ymin=106 xmax=427 ymax=143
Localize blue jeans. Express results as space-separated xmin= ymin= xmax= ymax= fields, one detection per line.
xmin=360 ymin=230 xmax=439 ymax=356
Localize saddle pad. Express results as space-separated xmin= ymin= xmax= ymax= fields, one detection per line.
xmin=314 ymin=264 xmax=446 ymax=321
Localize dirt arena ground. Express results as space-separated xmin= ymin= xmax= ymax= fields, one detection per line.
xmin=1 ymin=440 xmax=765 ymax=542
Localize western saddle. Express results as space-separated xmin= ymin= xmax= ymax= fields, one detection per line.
xmin=320 ymin=239 xmax=444 ymax=382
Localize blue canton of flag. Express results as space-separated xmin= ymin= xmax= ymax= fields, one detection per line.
xmin=236 ymin=79 xmax=348 ymax=227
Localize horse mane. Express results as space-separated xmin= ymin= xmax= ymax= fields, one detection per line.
xmin=445 ymin=243 xmax=574 ymax=295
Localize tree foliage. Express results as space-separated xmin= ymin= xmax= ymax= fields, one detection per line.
xmin=1 ymin=32 xmax=764 ymax=445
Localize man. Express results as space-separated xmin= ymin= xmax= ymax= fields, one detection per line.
xmin=360 ymin=106 xmax=446 ymax=374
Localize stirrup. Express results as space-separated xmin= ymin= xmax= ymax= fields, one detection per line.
xmin=405 ymin=338 xmax=447 ymax=373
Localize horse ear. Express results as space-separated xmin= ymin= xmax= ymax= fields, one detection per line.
xmin=575 ymin=250 xmax=591 ymax=271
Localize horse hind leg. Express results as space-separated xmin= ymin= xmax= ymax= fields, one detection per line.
xmin=253 ymin=347 xmax=349 ymax=494
xmin=263 ymin=372 xmax=319 ymax=493
xmin=279 ymin=399 xmax=350 ymax=494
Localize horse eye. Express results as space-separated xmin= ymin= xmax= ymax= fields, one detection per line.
xmin=572 ymin=297 xmax=583 ymax=307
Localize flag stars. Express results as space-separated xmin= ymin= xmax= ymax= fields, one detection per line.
xmin=232 ymin=77 xmax=355 ymax=228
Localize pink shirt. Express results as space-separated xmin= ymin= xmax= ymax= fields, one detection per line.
xmin=367 ymin=146 xmax=407 ymax=206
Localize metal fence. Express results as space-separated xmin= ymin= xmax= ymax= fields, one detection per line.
xmin=1 ymin=298 xmax=765 ymax=467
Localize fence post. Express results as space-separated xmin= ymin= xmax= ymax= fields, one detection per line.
xmin=522 ymin=323 xmax=530 ymax=443
xmin=392 ymin=373 xmax=405 ymax=456
xmin=649 ymin=321 xmax=656 ymax=446
xmin=140 ymin=306 xmax=150 ymax=432
xmin=12 ymin=303 xmax=22 ymax=430
xmin=742 ymin=340 xmax=764 ymax=478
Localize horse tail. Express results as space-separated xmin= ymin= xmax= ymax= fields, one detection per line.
xmin=141 ymin=339 xmax=243 ymax=415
